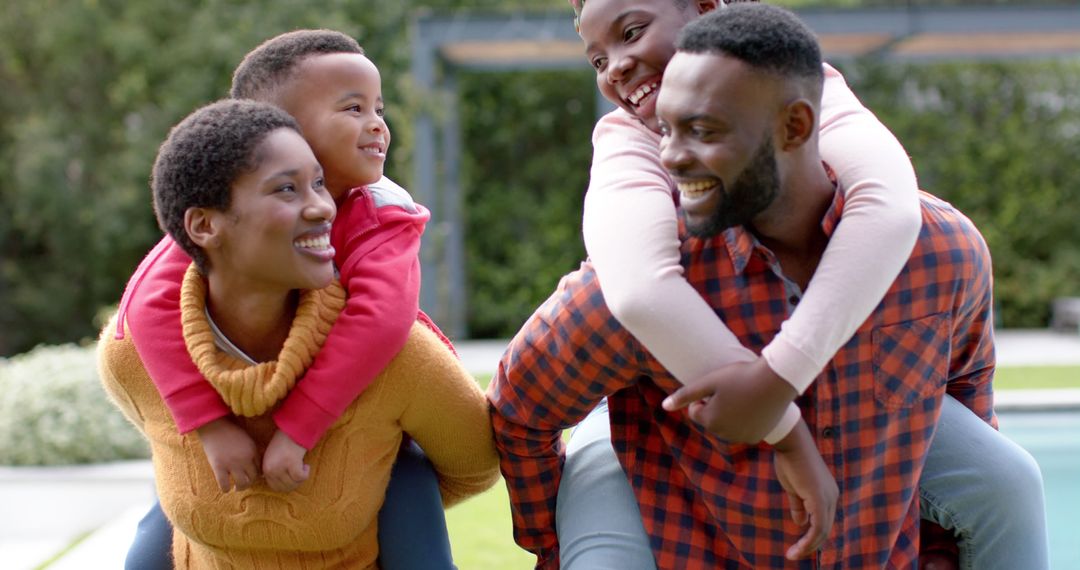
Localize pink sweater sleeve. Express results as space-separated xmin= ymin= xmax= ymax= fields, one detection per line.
xmin=760 ymin=63 xmax=921 ymax=391
xmin=273 ymin=181 xmax=426 ymax=449
xmin=118 ymin=237 xmax=230 ymax=433
xmin=582 ymin=110 xmax=799 ymax=443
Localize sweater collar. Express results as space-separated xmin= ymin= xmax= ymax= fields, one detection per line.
xmin=180 ymin=264 xmax=345 ymax=417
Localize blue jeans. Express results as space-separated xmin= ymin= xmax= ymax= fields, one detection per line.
xmin=126 ymin=440 xmax=455 ymax=570
xmin=556 ymin=396 xmax=1049 ymax=569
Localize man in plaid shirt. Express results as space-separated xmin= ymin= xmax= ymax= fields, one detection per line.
xmin=487 ymin=5 xmax=995 ymax=569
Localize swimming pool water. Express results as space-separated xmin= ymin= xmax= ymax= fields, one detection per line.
xmin=998 ymin=410 xmax=1080 ymax=569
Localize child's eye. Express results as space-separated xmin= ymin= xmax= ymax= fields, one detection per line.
xmin=313 ymin=177 xmax=326 ymax=190
xmin=277 ymin=183 xmax=297 ymax=193
xmin=591 ymin=56 xmax=607 ymax=71
xmin=624 ymin=25 xmax=644 ymax=42
xmin=345 ymin=104 xmax=362 ymax=113
xmin=375 ymin=107 xmax=385 ymax=118
xmin=690 ymin=126 xmax=714 ymax=139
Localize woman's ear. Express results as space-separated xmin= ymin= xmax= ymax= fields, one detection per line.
xmin=185 ymin=207 xmax=222 ymax=249
xmin=779 ymin=98 xmax=816 ymax=152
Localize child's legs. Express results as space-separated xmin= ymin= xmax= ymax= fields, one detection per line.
xmin=126 ymin=498 xmax=173 ymax=570
xmin=556 ymin=399 xmax=657 ymax=570
xmin=378 ymin=439 xmax=456 ymax=570
xmin=919 ymin=395 xmax=1049 ymax=570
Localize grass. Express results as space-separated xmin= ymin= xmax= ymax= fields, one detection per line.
xmin=448 ymin=373 xmax=535 ymax=567
xmin=38 ymin=530 xmax=92 ymax=569
xmin=994 ymin=365 xmax=1080 ymax=390
xmin=447 ymin=479 xmax=536 ymax=568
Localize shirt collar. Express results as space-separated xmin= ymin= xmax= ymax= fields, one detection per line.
xmin=709 ymin=163 xmax=844 ymax=276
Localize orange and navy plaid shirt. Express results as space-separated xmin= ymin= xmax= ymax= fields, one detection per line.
xmin=487 ymin=190 xmax=995 ymax=569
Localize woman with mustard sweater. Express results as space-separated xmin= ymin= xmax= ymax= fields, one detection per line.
xmin=98 ymin=99 xmax=499 ymax=569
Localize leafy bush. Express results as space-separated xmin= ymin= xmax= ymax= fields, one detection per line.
xmin=460 ymin=69 xmax=595 ymax=337
xmin=840 ymin=58 xmax=1080 ymax=327
xmin=0 ymin=343 xmax=149 ymax=466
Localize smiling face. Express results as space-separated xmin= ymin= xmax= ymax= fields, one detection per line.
xmin=657 ymin=51 xmax=783 ymax=235
xmin=579 ymin=0 xmax=716 ymax=133
xmin=278 ymin=52 xmax=389 ymax=200
xmin=206 ymin=128 xmax=337 ymax=294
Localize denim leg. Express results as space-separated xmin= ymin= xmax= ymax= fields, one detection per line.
xmin=125 ymin=498 xmax=173 ymax=570
xmin=557 ymin=400 xmax=658 ymax=570
xmin=378 ymin=440 xmax=456 ymax=570
xmin=919 ymin=395 xmax=1049 ymax=570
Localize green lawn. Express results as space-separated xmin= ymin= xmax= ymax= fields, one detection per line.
xmin=994 ymin=365 xmax=1080 ymax=390
xmin=447 ymin=478 xmax=535 ymax=569
xmin=450 ymin=373 xmax=533 ymax=567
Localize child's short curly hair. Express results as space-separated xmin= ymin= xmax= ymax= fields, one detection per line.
xmin=151 ymin=99 xmax=301 ymax=272
xmin=230 ymin=29 xmax=364 ymax=103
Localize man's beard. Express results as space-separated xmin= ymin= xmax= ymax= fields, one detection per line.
xmin=685 ymin=136 xmax=779 ymax=238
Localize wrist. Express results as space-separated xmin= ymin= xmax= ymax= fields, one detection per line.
xmin=754 ymin=357 xmax=798 ymax=402
xmin=772 ymin=419 xmax=813 ymax=454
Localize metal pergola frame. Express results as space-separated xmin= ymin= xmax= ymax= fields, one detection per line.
xmin=410 ymin=4 xmax=1080 ymax=338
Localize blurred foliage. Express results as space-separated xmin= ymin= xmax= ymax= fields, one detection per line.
xmin=0 ymin=343 xmax=149 ymax=465
xmin=0 ymin=0 xmax=564 ymax=355
xmin=0 ymin=0 xmax=1078 ymax=354
xmin=460 ymin=69 xmax=594 ymax=337
xmin=837 ymin=58 xmax=1080 ymax=328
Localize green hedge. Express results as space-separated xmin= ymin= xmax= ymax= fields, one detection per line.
xmin=460 ymin=70 xmax=595 ymax=337
xmin=0 ymin=344 xmax=149 ymax=465
xmin=458 ymin=58 xmax=1080 ymax=335
xmin=1 ymin=2 xmax=1078 ymax=354
xmin=840 ymin=58 xmax=1080 ymax=327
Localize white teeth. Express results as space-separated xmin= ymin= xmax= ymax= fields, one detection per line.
xmin=677 ymin=180 xmax=716 ymax=198
xmin=295 ymin=234 xmax=331 ymax=250
xmin=627 ymin=82 xmax=658 ymax=106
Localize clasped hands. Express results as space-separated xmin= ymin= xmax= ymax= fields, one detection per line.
xmin=662 ymin=358 xmax=839 ymax=561
xmin=195 ymin=417 xmax=310 ymax=493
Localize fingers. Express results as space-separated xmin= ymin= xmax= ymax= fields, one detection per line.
xmin=289 ymin=461 xmax=311 ymax=484
xmin=265 ymin=471 xmax=293 ymax=493
xmin=789 ymin=493 xmax=809 ymax=527
xmin=232 ymin=469 xmax=254 ymax=491
xmin=784 ymin=498 xmax=833 ymax=561
xmin=213 ymin=460 xmax=259 ymax=492
xmin=662 ymin=382 xmax=716 ymax=412
xmin=213 ymin=465 xmax=231 ymax=493
xmin=264 ymin=463 xmax=308 ymax=493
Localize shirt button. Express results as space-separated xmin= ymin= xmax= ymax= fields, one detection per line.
xmin=788 ymin=295 xmax=800 ymax=306
xmin=822 ymin=426 xmax=838 ymax=439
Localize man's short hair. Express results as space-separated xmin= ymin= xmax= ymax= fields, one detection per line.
xmin=676 ymin=4 xmax=823 ymax=97
xmin=230 ymin=29 xmax=363 ymax=102
xmin=151 ymin=99 xmax=301 ymax=272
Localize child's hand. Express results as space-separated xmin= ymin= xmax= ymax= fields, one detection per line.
xmin=772 ymin=421 xmax=838 ymax=560
xmin=662 ymin=358 xmax=796 ymax=443
xmin=195 ymin=417 xmax=259 ymax=492
xmin=262 ymin=429 xmax=310 ymax=493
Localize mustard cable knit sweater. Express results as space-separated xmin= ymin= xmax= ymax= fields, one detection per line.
xmin=98 ymin=266 xmax=499 ymax=569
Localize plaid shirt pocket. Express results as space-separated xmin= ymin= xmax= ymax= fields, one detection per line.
xmin=872 ymin=313 xmax=951 ymax=410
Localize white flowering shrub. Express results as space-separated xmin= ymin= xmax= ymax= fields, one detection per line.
xmin=0 ymin=343 xmax=149 ymax=466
